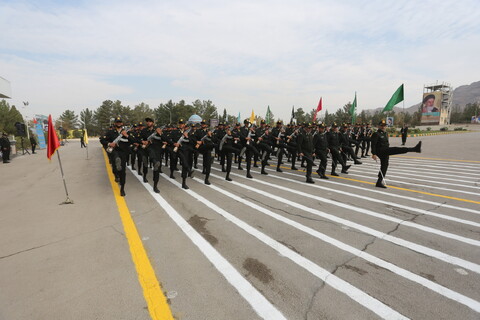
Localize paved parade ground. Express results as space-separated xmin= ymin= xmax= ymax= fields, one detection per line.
xmin=1 ymin=132 xmax=479 ymax=320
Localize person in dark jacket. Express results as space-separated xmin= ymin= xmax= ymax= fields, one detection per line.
xmin=297 ymin=123 xmax=315 ymax=183
xmin=30 ymin=135 xmax=38 ymax=154
xmin=313 ymin=123 xmax=329 ymax=179
xmin=1 ymin=133 xmax=11 ymax=163
xmin=104 ymin=117 xmax=135 ymax=196
xmin=371 ymin=120 xmax=421 ymax=188
xmin=400 ymin=124 xmax=409 ymax=145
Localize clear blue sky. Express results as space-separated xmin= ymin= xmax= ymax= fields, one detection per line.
xmin=1 ymin=0 xmax=479 ymax=121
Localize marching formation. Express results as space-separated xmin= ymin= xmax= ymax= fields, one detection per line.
xmin=100 ymin=117 xmax=422 ymax=196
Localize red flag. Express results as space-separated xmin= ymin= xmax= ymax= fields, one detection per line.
xmin=47 ymin=114 xmax=60 ymax=160
xmin=313 ymin=97 xmax=322 ymax=122
xmin=33 ymin=117 xmax=38 ymax=124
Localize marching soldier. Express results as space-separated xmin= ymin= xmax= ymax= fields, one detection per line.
xmin=104 ymin=117 xmax=135 ymax=196
xmin=364 ymin=123 xmax=373 ymax=156
xmin=219 ymin=126 xmax=240 ymax=181
xmin=285 ymin=123 xmax=299 ymax=170
xmin=327 ymin=122 xmax=351 ymax=176
xmin=139 ymin=118 xmax=156 ymax=183
xmin=270 ymin=121 xmax=286 ymax=172
xmin=297 ymin=123 xmax=315 ymax=183
xmin=128 ymin=124 xmax=139 ymax=171
xmin=313 ymin=123 xmax=329 ymax=179
xmin=144 ymin=123 xmax=166 ymax=193
xmin=340 ymin=124 xmax=362 ymax=165
xmin=195 ymin=120 xmax=214 ymax=184
xmin=239 ymin=119 xmax=260 ymax=179
xmin=371 ymin=120 xmax=421 ymax=188
xmin=169 ymin=119 xmax=194 ymax=189
xmin=231 ymin=123 xmax=244 ymax=170
xmin=255 ymin=120 xmax=273 ymax=175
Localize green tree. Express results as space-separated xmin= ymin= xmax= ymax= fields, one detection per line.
xmin=333 ymin=103 xmax=351 ymax=125
xmin=80 ymin=108 xmax=96 ymax=135
xmin=192 ymin=99 xmax=218 ymax=120
xmin=58 ymin=109 xmax=78 ymax=131
xmin=132 ymin=102 xmax=154 ymax=124
xmin=294 ymin=107 xmax=307 ymax=124
xmin=0 ymin=100 xmax=24 ymax=134
xmin=94 ymin=100 xmax=115 ymax=131
xmin=222 ymin=108 xmax=227 ymax=122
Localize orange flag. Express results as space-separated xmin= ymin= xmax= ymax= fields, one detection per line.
xmin=47 ymin=114 xmax=60 ymax=160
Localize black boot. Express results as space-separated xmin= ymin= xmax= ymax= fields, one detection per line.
xmin=331 ymin=171 xmax=339 ymax=176
xmin=246 ymin=171 xmax=253 ymax=179
xmin=376 ymin=178 xmax=387 ymax=188
xmin=306 ymin=176 xmax=315 ymax=184
xmin=182 ymin=177 xmax=189 ymax=189
xmin=226 ymin=173 xmax=232 ymax=181
xmin=170 ymin=171 xmax=175 ymax=179
xmin=276 ymin=166 xmax=283 ymax=172
xmin=413 ymin=141 xmax=422 ymax=153
xmin=120 ymin=186 xmax=126 ymax=196
xmin=204 ymin=174 xmax=211 ymax=185
xmin=143 ymin=174 xmax=148 ymax=183
xmin=354 ymin=159 xmax=362 ymax=165
xmin=341 ymin=165 xmax=351 ymax=174
xmin=261 ymin=165 xmax=268 ymax=175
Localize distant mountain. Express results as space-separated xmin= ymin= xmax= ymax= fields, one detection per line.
xmin=364 ymin=80 xmax=480 ymax=115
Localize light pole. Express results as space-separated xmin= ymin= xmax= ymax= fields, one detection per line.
xmin=22 ymin=101 xmax=31 ymax=140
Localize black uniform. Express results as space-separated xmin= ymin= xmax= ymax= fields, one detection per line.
xmin=313 ymin=129 xmax=329 ymax=178
xmin=400 ymin=125 xmax=409 ymax=145
xmin=1 ymin=134 xmax=11 ymax=163
xmin=139 ymin=126 xmax=156 ymax=182
xmin=255 ymin=125 xmax=273 ymax=174
xmin=195 ymin=127 xmax=214 ymax=184
xmin=270 ymin=124 xmax=287 ymax=172
xmin=297 ymin=127 xmax=315 ymax=183
xmin=30 ymin=136 xmax=37 ymax=154
xmin=327 ymin=128 xmax=350 ymax=175
xmin=371 ymin=125 xmax=421 ymax=188
xmin=104 ymin=126 xmax=134 ymax=196
xmin=285 ymin=126 xmax=299 ymax=170
xmin=219 ymin=130 xmax=240 ymax=181
xmin=169 ymin=126 xmax=195 ymax=189
xmin=239 ymin=125 xmax=260 ymax=178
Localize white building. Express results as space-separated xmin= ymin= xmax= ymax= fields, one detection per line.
xmin=0 ymin=76 xmax=12 ymax=99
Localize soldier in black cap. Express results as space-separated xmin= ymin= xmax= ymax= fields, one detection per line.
xmin=313 ymin=123 xmax=329 ymax=179
xmin=195 ymin=120 xmax=214 ymax=184
xmin=371 ymin=120 xmax=421 ymax=188
xmin=139 ymin=117 xmax=156 ymax=183
xmin=128 ymin=124 xmax=139 ymax=171
xmin=142 ymin=119 xmax=167 ymax=193
xmin=168 ymin=119 xmax=194 ymax=189
xmin=213 ymin=122 xmax=226 ymax=163
xmin=239 ymin=119 xmax=260 ymax=178
xmin=255 ymin=119 xmax=273 ymax=175
xmin=340 ymin=123 xmax=362 ymax=165
xmin=297 ymin=123 xmax=315 ymax=183
xmin=285 ymin=122 xmax=299 ymax=170
xmin=219 ymin=126 xmax=240 ymax=181
xmin=270 ymin=120 xmax=287 ymax=172
xmin=104 ymin=117 xmax=135 ymax=196
xmin=231 ymin=123 xmax=244 ymax=170
xmin=327 ymin=122 xmax=351 ymax=176
xmin=364 ymin=123 xmax=373 ymax=156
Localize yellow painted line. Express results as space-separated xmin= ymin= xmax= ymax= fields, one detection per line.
xmin=393 ymin=155 xmax=480 ymax=164
xmin=273 ymin=164 xmax=480 ymax=205
xmin=102 ymin=150 xmax=174 ymax=320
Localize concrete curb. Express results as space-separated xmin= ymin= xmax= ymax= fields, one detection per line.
xmin=389 ymin=131 xmax=470 ymax=137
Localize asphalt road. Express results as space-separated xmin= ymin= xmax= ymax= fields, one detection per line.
xmin=0 ymin=132 xmax=479 ymax=320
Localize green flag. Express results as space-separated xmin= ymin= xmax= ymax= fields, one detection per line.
xmin=266 ymin=105 xmax=272 ymax=124
xmin=349 ymin=92 xmax=357 ymax=124
xmin=382 ymin=84 xmax=404 ymax=112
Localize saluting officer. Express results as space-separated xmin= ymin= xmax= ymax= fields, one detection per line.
xmin=371 ymin=120 xmax=421 ymax=188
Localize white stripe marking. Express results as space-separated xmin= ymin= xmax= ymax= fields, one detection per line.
xmin=207 ymin=170 xmax=480 ymax=274
xmin=200 ymin=178 xmax=480 ymax=313
xmin=128 ymin=168 xmax=287 ymax=320
xmin=160 ymin=174 xmax=409 ymax=319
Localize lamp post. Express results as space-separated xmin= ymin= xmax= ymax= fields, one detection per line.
xmin=22 ymin=101 xmax=31 ymax=140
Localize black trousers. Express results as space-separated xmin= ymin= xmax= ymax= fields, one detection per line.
xmin=2 ymin=148 xmax=10 ymax=162
xmin=112 ymin=150 xmax=127 ymax=188
xmin=32 ymin=144 xmax=37 ymax=153
xmin=302 ymin=153 xmax=314 ymax=178
xmin=401 ymin=134 xmax=407 ymax=145
xmin=315 ymin=150 xmax=328 ymax=174
xmin=330 ymin=147 xmax=346 ymax=172
xmin=377 ymin=147 xmax=411 ymax=180
xmin=171 ymin=147 xmax=192 ymax=178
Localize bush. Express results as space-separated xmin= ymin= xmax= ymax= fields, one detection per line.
xmin=426 ymin=127 xmax=431 ymax=131
xmin=387 ymin=127 xmax=397 ymax=134
xmin=454 ymin=127 xmax=465 ymax=131
xmin=411 ymin=128 xmax=421 ymax=134
xmin=440 ymin=127 xmax=448 ymax=131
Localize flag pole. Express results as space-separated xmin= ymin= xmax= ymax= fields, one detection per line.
xmin=57 ymin=151 xmax=74 ymax=204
